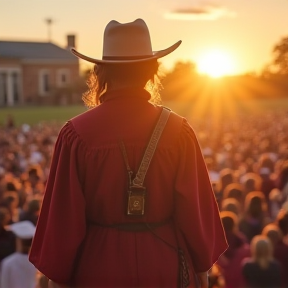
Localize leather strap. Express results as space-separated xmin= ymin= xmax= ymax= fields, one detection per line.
xmin=119 ymin=141 xmax=133 ymax=185
xmin=132 ymin=107 xmax=171 ymax=186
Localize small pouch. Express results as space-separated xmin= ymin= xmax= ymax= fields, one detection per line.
xmin=127 ymin=186 xmax=146 ymax=216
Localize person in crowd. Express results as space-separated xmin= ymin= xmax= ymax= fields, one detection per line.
xmin=262 ymin=223 xmax=282 ymax=250
xmin=269 ymin=188 xmax=284 ymax=221
xmin=256 ymin=153 xmax=276 ymax=173
xmin=27 ymin=166 xmax=45 ymax=196
xmin=0 ymin=220 xmax=37 ymax=288
xmin=274 ymin=209 xmax=288 ymax=287
xmin=222 ymin=183 xmax=246 ymax=212
xmin=208 ymin=264 xmax=225 ymax=288
xmin=28 ymin=19 xmax=227 ymax=288
xmin=37 ymin=274 xmax=49 ymax=288
xmin=240 ymin=172 xmax=262 ymax=195
xmin=204 ymin=156 xmax=220 ymax=184
xmin=217 ymin=211 xmax=250 ymax=288
xmin=0 ymin=206 xmax=16 ymax=262
xmin=0 ymin=190 xmax=20 ymax=224
xmin=239 ymin=191 xmax=272 ymax=242
xmin=221 ymin=198 xmax=241 ymax=217
xmin=19 ymin=197 xmax=41 ymax=226
xmin=275 ymin=161 xmax=288 ymax=204
xmin=242 ymin=235 xmax=281 ymax=288
xmin=215 ymin=168 xmax=235 ymax=205
xmin=5 ymin=114 xmax=15 ymax=130
xmin=282 ymin=201 xmax=288 ymax=212
xmin=257 ymin=154 xmax=277 ymax=202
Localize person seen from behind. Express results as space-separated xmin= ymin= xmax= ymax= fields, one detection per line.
xmin=239 ymin=191 xmax=271 ymax=243
xmin=242 ymin=235 xmax=281 ymax=288
xmin=274 ymin=209 xmax=288 ymax=287
xmin=217 ymin=211 xmax=249 ymax=288
xmin=261 ymin=223 xmax=282 ymax=250
xmin=0 ymin=206 xmax=16 ymax=262
xmin=0 ymin=220 xmax=37 ymax=288
xmin=29 ymin=19 xmax=227 ymax=288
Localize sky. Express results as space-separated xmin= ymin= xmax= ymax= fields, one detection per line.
xmin=1 ymin=0 xmax=288 ymax=76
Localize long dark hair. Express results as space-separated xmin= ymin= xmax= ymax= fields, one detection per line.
xmin=244 ymin=191 xmax=267 ymax=219
xmin=82 ymin=60 xmax=162 ymax=108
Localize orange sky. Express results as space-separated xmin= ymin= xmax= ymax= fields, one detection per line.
xmin=1 ymin=0 xmax=288 ymax=76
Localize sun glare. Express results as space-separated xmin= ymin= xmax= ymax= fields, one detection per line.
xmin=197 ymin=49 xmax=235 ymax=78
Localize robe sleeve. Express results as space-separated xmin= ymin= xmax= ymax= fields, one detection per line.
xmin=174 ymin=118 xmax=228 ymax=273
xmin=29 ymin=122 xmax=86 ymax=285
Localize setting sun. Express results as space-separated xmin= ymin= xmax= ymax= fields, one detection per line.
xmin=197 ymin=49 xmax=236 ymax=78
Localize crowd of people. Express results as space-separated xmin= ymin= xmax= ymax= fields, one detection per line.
xmin=0 ymin=119 xmax=59 ymax=288
xmin=0 ymin=109 xmax=288 ymax=288
xmin=190 ymin=110 xmax=288 ymax=288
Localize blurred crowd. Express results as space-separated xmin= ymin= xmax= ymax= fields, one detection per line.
xmin=0 ymin=110 xmax=288 ymax=288
xmin=0 ymin=118 xmax=60 ymax=288
xmin=193 ymin=111 xmax=288 ymax=288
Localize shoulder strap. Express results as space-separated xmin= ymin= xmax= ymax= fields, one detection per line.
xmin=132 ymin=107 xmax=171 ymax=187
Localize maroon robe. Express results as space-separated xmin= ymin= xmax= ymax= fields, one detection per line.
xmin=29 ymin=88 xmax=227 ymax=287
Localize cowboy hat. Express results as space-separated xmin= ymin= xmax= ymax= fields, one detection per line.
xmin=71 ymin=18 xmax=181 ymax=64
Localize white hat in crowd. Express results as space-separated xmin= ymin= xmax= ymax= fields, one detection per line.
xmin=9 ymin=221 xmax=36 ymax=239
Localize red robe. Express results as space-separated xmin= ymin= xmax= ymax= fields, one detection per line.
xmin=29 ymin=88 xmax=227 ymax=287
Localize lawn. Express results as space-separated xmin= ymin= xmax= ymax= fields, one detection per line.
xmin=0 ymin=97 xmax=288 ymax=127
xmin=165 ymin=97 xmax=288 ymax=121
xmin=0 ymin=105 xmax=87 ymax=127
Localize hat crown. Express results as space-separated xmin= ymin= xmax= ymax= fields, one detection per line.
xmin=70 ymin=19 xmax=181 ymax=64
xmin=102 ymin=19 xmax=153 ymax=58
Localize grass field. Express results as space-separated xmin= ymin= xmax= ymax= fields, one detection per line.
xmin=0 ymin=97 xmax=288 ymax=127
xmin=0 ymin=105 xmax=87 ymax=126
xmin=165 ymin=97 xmax=288 ymax=122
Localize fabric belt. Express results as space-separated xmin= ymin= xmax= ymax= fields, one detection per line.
xmin=88 ymin=219 xmax=170 ymax=232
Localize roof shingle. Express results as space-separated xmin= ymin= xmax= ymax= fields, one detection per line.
xmin=0 ymin=41 xmax=77 ymax=61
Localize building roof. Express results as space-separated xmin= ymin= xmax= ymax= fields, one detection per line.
xmin=0 ymin=41 xmax=77 ymax=61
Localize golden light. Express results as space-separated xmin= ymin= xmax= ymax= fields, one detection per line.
xmin=197 ymin=49 xmax=235 ymax=78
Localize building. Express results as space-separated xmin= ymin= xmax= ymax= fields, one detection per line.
xmin=0 ymin=35 xmax=81 ymax=106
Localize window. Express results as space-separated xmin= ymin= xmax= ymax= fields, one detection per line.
xmin=0 ymin=72 xmax=8 ymax=105
xmin=12 ymin=72 xmax=20 ymax=103
xmin=39 ymin=70 xmax=50 ymax=96
xmin=57 ymin=69 xmax=70 ymax=87
xmin=43 ymin=74 xmax=49 ymax=92
xmin=0 ymin=68 xmax=22 ymax=106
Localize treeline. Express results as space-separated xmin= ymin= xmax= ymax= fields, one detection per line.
xmin=160 ymin=62 xmax=288 ymax=101
xmin=160 ymin=35 xmax=288 ymax=101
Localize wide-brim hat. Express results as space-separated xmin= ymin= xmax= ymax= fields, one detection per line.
xmin=71 ymin=18 xmax=182 ymax=64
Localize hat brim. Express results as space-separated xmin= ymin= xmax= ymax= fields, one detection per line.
xmin=70 ymin=40 xmax=182 ymax=64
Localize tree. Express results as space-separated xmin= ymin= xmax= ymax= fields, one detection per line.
xmin=160 ymin=61 xmax=199 ymax=101
xmin=273 ymin=36 xmax=288 ymax=74
xmin=168 ymin=61 xmax=197 ymax=77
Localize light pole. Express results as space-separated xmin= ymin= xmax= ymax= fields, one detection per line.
xmin=45 ymin=18 xmax=53 ymax=42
